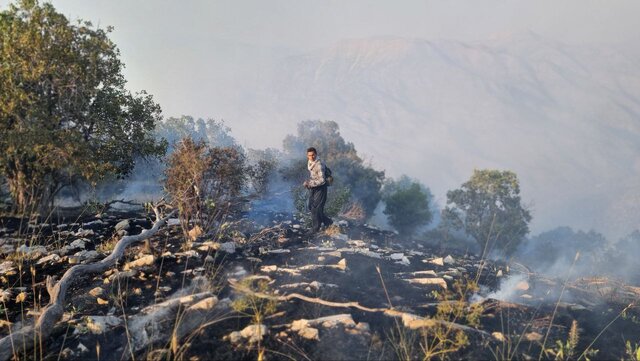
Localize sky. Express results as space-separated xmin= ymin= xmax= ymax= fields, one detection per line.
xmin=3 ymin=0 xmax=638 ymax=124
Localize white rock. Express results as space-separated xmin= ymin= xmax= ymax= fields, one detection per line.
xmin=219 ymin=242 xmax=236 ymax=254
xmin=496 ymin=270 xmax=503 ymax=277
xmin=427 ymin=257 xmax=444 ymax=266
xmin=298 ymin=326 xmax=320 ymax=340
xmin=124 ymin=255 xmax=155 ymax=270
xmin=16 ymin=245 xmax=48 ymax=259
xmin=261 ymin=265 xmax=278 ymax=272
xmin=115 ymin=220 xmax=130 ymax=232
xmin=76 ymin=343 xmax=89 ymax=353
xmin=492 ymin=331 xmax=506 ymax=342
xmin=390 ymin=253 xmax=404 ymax=260
xmin=75 ymin=229 xmax=95 ymax=237
xmin=37 ymin=254 xmax=61 ymax=265
xmin=167 ymin=218 xmax=180 ymax=226
xmin=0 ymin=261 xmax=15 ymax=274
xmin=86 ymin=315 xmax=122 ymax=334
xmin=240 ymin=324 xmax=268 ymax=343
xmin=69 ymin=238 xmax=89 ymax=250
xmin=74 ymin=250 xmax=99 ymax=263
xmin=405 ymin=278 xmax=448 ymax=289
xmin=443 ymin=255 xmax=455 ymax=264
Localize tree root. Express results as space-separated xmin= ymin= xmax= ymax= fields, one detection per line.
xmin=228 ymin=278 xmax=489 ymax=336
xmin=0 ymin=205 xmax=176 ymax=361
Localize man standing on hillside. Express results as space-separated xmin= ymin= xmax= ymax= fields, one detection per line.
xmin=304 ymin=147 xmax=333 ymax=234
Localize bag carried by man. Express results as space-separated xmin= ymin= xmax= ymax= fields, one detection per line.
xmin=324 ymin=165 xmax=333 ymax=186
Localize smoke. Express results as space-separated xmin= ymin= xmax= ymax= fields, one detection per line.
xmin=472 ymin=274 xmax=529 ymax=303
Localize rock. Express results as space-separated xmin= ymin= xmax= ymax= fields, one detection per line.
xmin=413 ymin=270 xmax=437 ymax=277
xmin=298 ymin=326 xmax=320 ymax=340
xmin=89 ymin=287 xmax=105 ymax=298
xmin=16 ymin=245 xmax=48 ymax=260
xmin=317 ymin=256 xmax=326 ymax=262
xmin=405 ymin=278 xmax=448 ymax=290
xmin=0 ymin=261 xmax=15 ymax=274
xmin=292 ymin=224 xmax=301 ymax=229
xmin=74 ymin=250 xmax=99 ymax=263
xmin=97 ymin=297 xmax=109 ymax=305
xmin=226 ymin=331 xmax=242 ymax=344
xmin=524 ymin=332 xmax=543 ymax=342
xmin=427 ymin=257 xmax=444 ymax=266
xmin=516 ymin=280 xmax=530 ymax=291
xmin=496 ymin=270 xmax=503 ymax=277
xmin=261 ymin=265 xmax=278 ymax=273
xmin=86 ymin=315 xmax=122 ymax=334
xmin=443 ymin=255 xmax=455 ymax=264
xmin=36 ymin=253 xmax=61 ymax=265
xmin=107 ymin=270 xmax=137 ymax=283
xmin=219 ymin=242 xmax=236 ymax=254
xmin=396 ymin=256 xmax=411 ymax=266
xmin=115 ymin=220 xmax=130 ymax=233
xmin=124 ymin=255 xmax=156 ymax=270
xmin=188 ymin=225 xmax=203 ymax=241
xmin=76 ymin=342 xmax=89 ymax=353
xmin=347 ymin=240 xmax=366 ymax=247
xmin=239 ymin=324 xmax=268 ymax=343
xmin=492 ymin=332 xmax=506 ymax=342
xmin=75 ymin=228 xmax=95 ymax=237
xmin=267 ymin=249 xmax=290 ymax=254
xmin=390 ymin=253 xmax=404 ymax=260
xmin=337 ymin=258 xmax=347 ymax=271
xmin=69 ymin=238 xmax=89 ymax=250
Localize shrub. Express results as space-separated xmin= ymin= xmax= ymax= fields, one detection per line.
xmin=382 ymin=176 xmax=433 ymax=238
xmin=164 ymin=137 xmax=246 ymax=240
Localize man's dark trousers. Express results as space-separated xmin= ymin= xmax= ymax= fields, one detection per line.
xmin=309 ymin=184 xmax=332 ymax=232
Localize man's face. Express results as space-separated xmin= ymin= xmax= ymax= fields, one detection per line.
xmin=307 ymin=151 xmax=317 ymax=162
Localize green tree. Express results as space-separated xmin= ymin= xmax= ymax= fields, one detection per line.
xmin=0 ymin=0 xmax=165 ymax=212
xmin=442 ymin=169 xmax=531 ymax=255
xmin=282 ymin=120 xmax=384 ymax=216
xmin=382 ymin=175 xmax=433 ymax=237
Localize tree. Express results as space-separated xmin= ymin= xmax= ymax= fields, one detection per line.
xmin=382 ymin=175 xmax=433 ymax=237
xmin=0 ymin=0 xmax=165 ymax=212
xmin=282 ymin=120 xmax=384 ymax=216
xmin=442 ymin=169 xmax=531 ymax=255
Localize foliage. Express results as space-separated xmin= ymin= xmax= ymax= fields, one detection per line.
xmin=281 ymin=120 xmax=384 ymax=217
xmin=382 ymin=175 xmax=433 ymax=237
xmin=245 ymin=148 xmax=281 ymax=196
xmin=442 ymin=169 xmax=531 ymax=256
xmin=0 ymin=0 xmax=166 ymax=213
xmin=544 ymin=320 xmax=579 ymax=360
xmin=156 ymin=115 xmax=238 ymax=151
xmin=164 ymin=137 xmax=246 ymax=241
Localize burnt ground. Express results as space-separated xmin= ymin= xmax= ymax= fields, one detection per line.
xmin=1 ymin=208 xmax=640 ymax=360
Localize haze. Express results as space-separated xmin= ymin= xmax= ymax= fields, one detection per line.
xmin=5 ymin=0 xmax=640 ymax=239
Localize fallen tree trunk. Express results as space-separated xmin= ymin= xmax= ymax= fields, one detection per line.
xmin=0 ymin=206 xmax=176 ymax=361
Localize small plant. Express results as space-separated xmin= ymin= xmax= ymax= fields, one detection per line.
xmin=544 ymin=320 xmax=579 ymax=360
xmin=625 ymin=340 xmax=640 ymax=361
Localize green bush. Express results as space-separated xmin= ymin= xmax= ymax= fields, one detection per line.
xmin=382 ymin=176 xmax=433 ymax=237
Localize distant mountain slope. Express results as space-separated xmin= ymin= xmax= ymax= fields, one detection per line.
xmin=224 ymin=33 xmax=640 ymax=239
